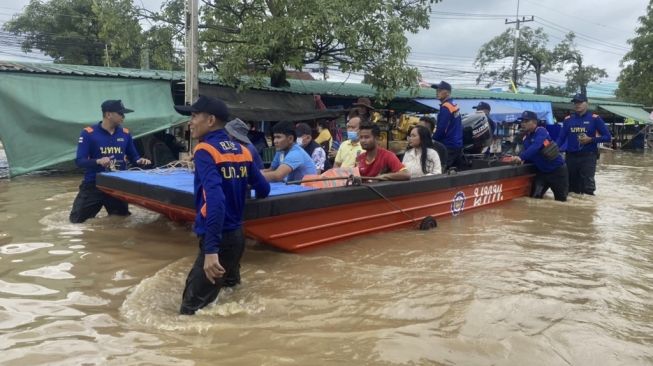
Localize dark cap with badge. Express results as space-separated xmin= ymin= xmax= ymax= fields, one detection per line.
xmin=430 ymin=81 xmax=452 ymax=91
xmin=174 ymin=95 xmax=230 ymax=122
xmin=517 ymin=110 xmax=538 ymax=122
xmin=571 ymin=93 xmax=588 ymax=103
xmin=473 ymin=101 xmax=491 ymax=111
xmin=101 ymin=100 xmax=134 ymax=114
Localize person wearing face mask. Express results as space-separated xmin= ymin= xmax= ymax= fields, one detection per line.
xmin=334 ymin=116 xmax=364 ymax=168
xmin=295 ymin=123 xmax=329 ymax=174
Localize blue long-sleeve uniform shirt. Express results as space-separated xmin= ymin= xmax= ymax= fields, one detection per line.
xmin=555 ymin=111 xmax=611 ymax=153
xmin=433 ymin=98 xmax=463 ymax=149
xmin=193 ymin=129 xmax=270 ymax=254
xmin=75 ymin=122 xmax=141 ymax=183
xmin=520 ymin=127 xmax=565 ymax=173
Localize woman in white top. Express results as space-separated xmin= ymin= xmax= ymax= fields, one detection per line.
xmin=402 ymin=125 xmax=442 ymax=178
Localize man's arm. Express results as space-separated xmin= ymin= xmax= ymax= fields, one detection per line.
xmin=248 ymin=162 xmax=271 ymax=199
xmin=433 ymin=109 xmax=450 ymax=142
xmin=593 ymin=117 xmax=612 ymax=143
xmin=75 ymin=130 xmax=101 ymax=169
xmin=263 ymin=164 xmax=293 ymax=182
xmin=194 ymin=150 xmax=226 ymax=255
xmin=125 ymin=134 xmax=151 ymax=166
xmin=378 ymin=152 xmax=410 ymax=181
xmin=520 ymin=129 xmax=547 ymax=162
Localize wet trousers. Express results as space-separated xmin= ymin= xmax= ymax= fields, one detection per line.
xmin=180 ymin=229 xmax=245 ymax=315
xmin=566 ymin=152 xmax=597 ymax=195
xmin=531 ymin=164 xmax=569 ymax=202
xmin=69 ymin=182 xmax=130 ymax=223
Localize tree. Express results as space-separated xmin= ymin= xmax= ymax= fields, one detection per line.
xmin=3 ymin=0 xmax=181 ymax=70
xmin=146 ymin=0 xmax=441 ymax=101
xmin=617 ymin=0 xmax=653 ymax=104
xmin=554 ymin=33 xmax=608 ymax=96
xmin=475 ymin=26 xmax=556 ymax=94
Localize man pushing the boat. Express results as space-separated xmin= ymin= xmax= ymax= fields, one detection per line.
xmin=174 ymin=95 xmax=270 ymax=315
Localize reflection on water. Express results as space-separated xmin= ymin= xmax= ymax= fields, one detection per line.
xmin=0 ymin=151 xmax=652 ymax=365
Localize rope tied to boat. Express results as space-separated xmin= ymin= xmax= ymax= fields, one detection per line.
xmin=125 ymin=160 xmax=195 ymax=174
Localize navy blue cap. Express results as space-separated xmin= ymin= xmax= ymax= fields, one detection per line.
xmin=571 ymin=93 xmax=588 ymax=103
xmin=101 ymin=100 xmax=133 ymax=114
xmin=473 ymin=101 xmax=491 ymax=111
xmin=517 ymin=110 xmax=538 ymax=122
xmin=430 ymin=81 xmax=452 ymax=91
xmin=174 ymin=95 xmax=230 ymax=121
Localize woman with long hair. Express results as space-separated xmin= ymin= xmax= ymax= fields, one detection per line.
xmin=402 ymin=125 xmax=442 ymax=177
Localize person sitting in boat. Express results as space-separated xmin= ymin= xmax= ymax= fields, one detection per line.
xmin=315 ymin=120 xmax=333 ymax=152
xmin=334 ymin=116 xmax=364 ymax=168
xmin=226 ymin=118 xmax=264 ymax=170
xmin=69 ymin=99 xmax=151 ymax=223
xmin=295 ymin=122 xmax=330 ymax=174
xmin=402 ymin=125 xmax=442 ymax=177
xmin=510 ymin=110 xmax=568 ymax=202
xmin=418 ymin=116 xmax=448 ymax=171
xmin=263 ymin=121 xmax=317 ymax=183
xmin=357 ymin=121 xmax=410 ymax=181
xmin=174 ymin=95 xmax=270 ymax=315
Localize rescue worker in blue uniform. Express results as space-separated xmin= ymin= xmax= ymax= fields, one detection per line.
xmin=174 ymin=95 xmax=270 ymax=315
xmin=431 ymin=81 xmax=463 ymax=170
xmin=69 ymin=100 xmax=151 ymax=223
xmin=511 ymin=111 xmax=568 ymax=202
xmin=556 ymin=94 xmax=612 ymax=195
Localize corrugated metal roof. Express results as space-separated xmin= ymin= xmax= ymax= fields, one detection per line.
xmin=0 ymin=60 xmax=642 ymax=107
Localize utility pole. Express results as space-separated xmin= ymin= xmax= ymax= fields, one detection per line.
xmin=184 ymin=0 xmax=199 ymax=106
xmin=505 ymin=0 xmax=533 ymax=90
xmin=184 ymin=0 xmax=199 ymax=152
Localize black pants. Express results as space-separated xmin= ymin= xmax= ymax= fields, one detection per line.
xmin=446 ymin=147 xmax=465 ymax=170
xmin=566 ymin=152 xmax=597 ymax=195
xmin=180 ymin=229 xmax=245 ymax=315
xmin=69 ymin=182 xmax=130 ymax=223
xmin=531 ymin=164 xmax=569 ymax=202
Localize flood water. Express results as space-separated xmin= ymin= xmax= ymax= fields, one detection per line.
xmin=0 ymin=150 xmax=652 ymax=365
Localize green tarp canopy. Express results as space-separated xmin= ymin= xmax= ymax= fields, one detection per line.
xmin=599 ymin=104 xmax=653 ymax=125
xmin=0 ymin=73 xmax=186 ymax=177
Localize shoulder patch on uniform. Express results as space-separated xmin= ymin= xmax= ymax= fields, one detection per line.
xmin=122 ymin=128 xmax=130 ymax=134
xmin=84 ymin=127 xmax=94 ymax=133
xmin=564 ymin=115 xmax=571 ymax=120
xmin=441 ymin=102 xmax=459 ymax=113
xmin=592 ymin=114 xmax=600 ymax=118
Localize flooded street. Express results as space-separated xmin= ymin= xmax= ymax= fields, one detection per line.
xmin=0 ymin=151 xmax=652 ymax=365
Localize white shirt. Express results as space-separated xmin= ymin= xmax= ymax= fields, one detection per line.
xmin=402 ymin=148 xmax=442 ymax=178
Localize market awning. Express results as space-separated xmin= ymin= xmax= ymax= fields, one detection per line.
xmin=414 ymin=98 xmax=554 ymax=124
xmin=598 ymin=105 xmax=653 ymax=125
xmin=200 ymin=85 xmax=344 ymax=122
xmin=0 ymin=73 xmax=187 ymax=177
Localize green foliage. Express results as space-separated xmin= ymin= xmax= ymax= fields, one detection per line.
xmin=3 ymin=0 xmax=181 ymax=70
xmin=159 ymin=0 xmax=439 ymax=101
xmin=617 ymin=0 xmax=653 ymax=104
xmin=553 ymin=33 xmax=608 ymax=96
xmin=475 ymin=26 xmax=556 ymax=94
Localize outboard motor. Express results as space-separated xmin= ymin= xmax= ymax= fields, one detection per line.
xmin=462 ymin=113 xmax=493 ymax=154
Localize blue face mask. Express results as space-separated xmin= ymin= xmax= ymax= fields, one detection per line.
xmin=347 ymin=131 xmax=359 ymax=141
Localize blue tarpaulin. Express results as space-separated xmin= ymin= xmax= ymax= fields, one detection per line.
xmin=414 ymin=99 xmax=555 ymax=124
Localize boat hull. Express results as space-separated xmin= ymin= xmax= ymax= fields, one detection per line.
xmin=97 ymin=165 xmax=534 ymax=252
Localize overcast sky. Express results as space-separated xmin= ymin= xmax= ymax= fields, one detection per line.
xmin=1 ymin=0 xmax=648 ymax=92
